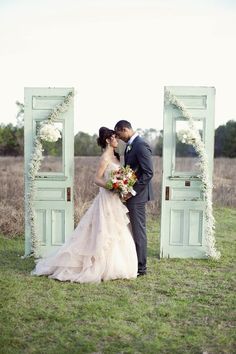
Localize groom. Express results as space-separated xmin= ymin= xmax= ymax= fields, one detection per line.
xmin=114 ymin=120 xmax=154 ymax=276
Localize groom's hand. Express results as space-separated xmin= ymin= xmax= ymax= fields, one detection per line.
xmin=122 ymin=192 xmax=132 ymax=201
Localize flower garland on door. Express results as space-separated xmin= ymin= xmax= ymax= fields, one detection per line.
xmin=165 ymin=89 xmax=220 ymax=260
xmin=27 ymin=91 xmax=74 ymax=258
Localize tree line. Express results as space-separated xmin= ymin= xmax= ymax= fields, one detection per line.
xmin=0 ymin=120 xmax=235 ymax=157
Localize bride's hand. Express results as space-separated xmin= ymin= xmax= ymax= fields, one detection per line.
xmin=122 ymin=192 xmax=132 ymax=202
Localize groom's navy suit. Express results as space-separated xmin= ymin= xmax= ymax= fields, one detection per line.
xmin=124 ymin=135 xmax=154 ymax=274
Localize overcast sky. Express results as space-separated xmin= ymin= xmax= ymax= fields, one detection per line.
xmin=0 ymin=0 xmax=236 ymax=135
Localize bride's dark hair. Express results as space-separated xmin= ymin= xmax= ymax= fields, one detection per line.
xmin=97 ymin=127 xmax=120 ymax=161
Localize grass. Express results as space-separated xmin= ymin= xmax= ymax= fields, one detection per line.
xmin=0 ymin=207 xmax=236 ymax=354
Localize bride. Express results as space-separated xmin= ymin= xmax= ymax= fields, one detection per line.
xmin=31 ymin=127 xmax=138 ymax=283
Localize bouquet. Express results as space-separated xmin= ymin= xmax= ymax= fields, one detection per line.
xmin=177 ymin=129 xmax=196 ymax=144
xmin=106 ymin=165 xmax=137 ymax=199
xmin=39 ymin=123 xmax=61 ymax=142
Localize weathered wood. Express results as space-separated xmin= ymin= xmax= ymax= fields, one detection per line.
xmin=160 ymin=86 xmax=215 ymax=258
xmin=24 ymin=87 xmax=74 ymax=257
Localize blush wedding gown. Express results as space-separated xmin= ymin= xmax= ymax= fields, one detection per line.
xmin=31 ymin=162 xmax=138 ymax=283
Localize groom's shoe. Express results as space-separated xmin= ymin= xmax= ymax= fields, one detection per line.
xmin=137 ymin=271 xmax=146 ymax=277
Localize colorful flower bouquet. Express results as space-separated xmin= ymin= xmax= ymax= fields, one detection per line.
xmin=106 ymin=165 xmax=137 ymax=199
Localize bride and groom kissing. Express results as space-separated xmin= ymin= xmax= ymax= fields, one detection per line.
xmin=31 ymin=120 xmax=154 ymax=282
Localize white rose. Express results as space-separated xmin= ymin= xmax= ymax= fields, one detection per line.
xmin=40 ymin=124 xmax=61 ymax=142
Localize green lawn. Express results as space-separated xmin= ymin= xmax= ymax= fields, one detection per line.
xmin=0 ymin=208 xmax=235 ymax=354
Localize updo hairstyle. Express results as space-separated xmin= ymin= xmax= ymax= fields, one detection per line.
xmin=97 ymin=127 xmax=120 ymax=161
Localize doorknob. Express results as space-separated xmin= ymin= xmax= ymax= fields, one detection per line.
xmin=67 ymin=187 xmax=71 ymax=201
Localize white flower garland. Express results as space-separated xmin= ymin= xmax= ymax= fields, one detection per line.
xmin=165 ymin=89 xmax=220 ymax=260
xmin=27 ymin=91 xmax=74 ymax=257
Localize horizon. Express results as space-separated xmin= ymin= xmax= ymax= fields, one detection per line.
xmin=0 ymin=0 xmax=236 ymax=135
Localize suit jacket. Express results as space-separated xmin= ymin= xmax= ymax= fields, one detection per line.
xmin=124 ymin=135 xmax=154 ymax=205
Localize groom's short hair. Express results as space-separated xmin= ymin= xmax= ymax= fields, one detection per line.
xmin=114 ymin=120 xmax=132 ymax=131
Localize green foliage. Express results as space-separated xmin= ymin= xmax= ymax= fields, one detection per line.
xmin=153 ymin=121 xmax=236 ymax=158
xmin=0 ymin=123 xmax=23 ymax=156
xmin=74 ymin=131 xmax=101 ymax=156
xmin=41 ymin=138 xmax=62 ymax=157
xmin=215 ymin=120 xmax=236 ymax=157
xmin=0 ymin=120 xmax=235 ymax=157
xmin=176 ymin=139 xmax=198 ymax=157
xmin=153 ymin=130 xmax=163 ymax=156
xmin=0 ymin=208 xmax=235 ymax=353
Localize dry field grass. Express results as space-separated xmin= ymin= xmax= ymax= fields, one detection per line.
xmin=0 ymin=156 xmax=235 ymax=237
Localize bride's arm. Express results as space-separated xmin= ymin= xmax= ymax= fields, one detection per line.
xmin=94 ymin=157 xmax=109 ymax=188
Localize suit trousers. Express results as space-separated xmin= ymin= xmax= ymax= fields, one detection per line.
xmin=127 ymin=202 xmax=147 ymax=273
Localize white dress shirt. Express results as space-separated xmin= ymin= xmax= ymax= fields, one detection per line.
xmin=127 ymin=132 xmax=139 ymax=146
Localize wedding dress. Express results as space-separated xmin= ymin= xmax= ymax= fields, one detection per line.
xmin=31 ymin=162 xmax=138 ymax=283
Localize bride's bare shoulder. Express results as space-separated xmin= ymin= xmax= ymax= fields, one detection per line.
xmin=98 ymin=153 xmax=111 ymax=166
xmin=98 ymin=152 xmax=119 ymax=167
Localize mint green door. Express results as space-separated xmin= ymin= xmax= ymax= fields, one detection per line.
xmin=160 ymin=86 xmax=215 ymax=258
xmin=24 ymin=88 xmax=74 ymax=257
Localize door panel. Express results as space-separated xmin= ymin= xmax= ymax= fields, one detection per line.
xmin=51 ymin=210 xmax=65 ymax=245
xmin=35 ymin=209 xmax=47 ymax=245
xmin=170 ymin=209 xmax=184 ymax=244
xmin=189 ymin=210 xmax=203 ymax=245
